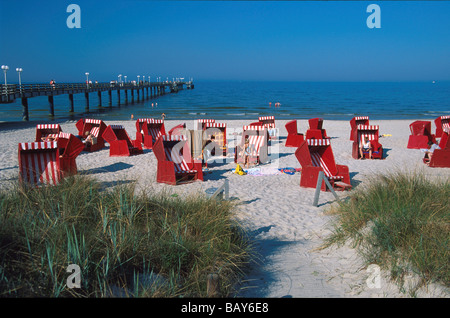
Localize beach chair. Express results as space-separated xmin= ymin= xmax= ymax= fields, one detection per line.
xmin=259 ymin=116 xmax=277 ymax=140
xmin=196 ymin=119 xmax=215 ymax=131
xmin=102 ymin=125 xmax=143 ymax=157
xmin=305 ymin=118 xmax=329 ymax=140
xmin=18 ymin=141 xmax=62 ymax=187
xmin=56 ymin=132 xmax=84 ymax=176
xmin=135 ymin=118 xmax=166 ymax=149
xmin=75 ymin=118 xmax=107 ymax=152
xmin=204 ymin=122 xmax=227 ymax=156
xmin=168 ymin=123 xmax=186 ymax=136
xmin=153 ymin=135 xmax=203 ymax=185
xmin=295 ymin=139 xmax=351 ymax=191
xmin=434 ymin=115 xmax=450 ymax=138
xmin=349 ymin=116 xmax=369 ymax=141
xmin=352 ymin=125 xmax=383 ymax=159
xmin=285 ymin=120 xmax=304 ymax=147
xmin=35 ymin=124 xmax=62 ymax=141
xmin=425 ymin=127 xmax=450 ymax=168
xmin=234 ymin=125 xmax=269 ymax=166
xmin=407 ymin=120 xmax=436 ymax=149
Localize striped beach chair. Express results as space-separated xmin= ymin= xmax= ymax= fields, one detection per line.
xmin=407 ymin=120 xmax=436 ymax=149
xmin=349 ymin=116 xmax=369 ymax=141
xmin=234 ymin=125 xmax=269 ymax=166
xmin=168 ymin=123 xmax=186 ymax=136
xmin=295 ymin=139 xmax=351 ymax=191
xmin=135 ymin=118 xmax=166 ymax=149
xmin=435 ymin=115 xmax=450 ymax=138
xmin=204 ymin=122 xmax=227 ymax=156
xmin=352 ymin=125 xmax=383 ymax=159
xmin=152 ymin=135 xmax=203 ymax=185
xmin=57 ymin=132 xmax=84 ymax=176
xmin=426 ymin=127 xmax=450 ymax=168
xmin=18 ymin=141 xmax=62 ymax=187
xmin=35 ymin=124 xmax=62 ymax=141
xmin=285 ymin=120 xmax=304 ymax=147
xmin=102 ymin=125 xmax=143 ymax=157
xmin=259 ymin=116 xmax=277 ymax=140
xmin=75 ymin=118 xmax=107 ymax=152
xmin=196 ymin=119 xmax=216 ymax=131
xmin=305 ymin=118 xmax=329 ymax=140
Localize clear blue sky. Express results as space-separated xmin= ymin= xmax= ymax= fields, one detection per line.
xmin=1 ymin=1 xmax=449 ymax=83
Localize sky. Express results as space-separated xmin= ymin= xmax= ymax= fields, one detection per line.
xmin=1 ymin=0 xmax=450 ymax=83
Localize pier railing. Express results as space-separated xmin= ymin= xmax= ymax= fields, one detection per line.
xmin=0 ymin=80 xmax=194 ymax=120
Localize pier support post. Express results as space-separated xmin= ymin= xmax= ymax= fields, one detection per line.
xmin=108 ymin=90 xmax=112 ymax=107
xmin=84 ymin=92 xmax=89 ymax=111
xmin=97 ymin=91 xmax=102 ymax=107
xmin=131 ymin=89 xmax=134 ymax=103
xmin=69 ymin=94 xmax=74 ymax=112
xmin=48 ymin=95 xmax=55 ymax=117
xmin=117 ymin=89 xmax=121 ymax=106
xmin=125 ymin=90 xmax=128 ymax=104
xmin=136 ymin=88 xmax=140 ymax=101
xmin=21 ymin=97 xmax=29 ymax=121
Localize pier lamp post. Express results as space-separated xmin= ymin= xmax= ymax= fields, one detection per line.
xmin=118 ymin=74 xmax=122 ymax=83
xmin=85 ymin=72 xmax=89 ymax=88
xmin=148 ymin=76 xmax=150 ymax=83
xmin=1 ymin=64 xmax=8 ymax=86
xmin=16 ymin=67 xmax=23 ymax=93
xmin=124 ymin=75 xmax=127 ymax=83
xmin=137 ymin=75 xmax=140 ymax=86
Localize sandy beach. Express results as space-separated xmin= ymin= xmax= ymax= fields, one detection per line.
xmin=0 ymin=118 xmax=448 ymax=298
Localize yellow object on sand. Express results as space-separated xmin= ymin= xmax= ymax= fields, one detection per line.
xmin=235 ymin=164 xmax=246 ymax=175
xmin=381 ymin=134 xmax=392 ymax=137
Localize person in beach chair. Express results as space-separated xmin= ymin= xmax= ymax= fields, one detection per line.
xmin=75 ymin=118 xmax=107 ymax=152
xmin=153 ymin=135 xmax=203 ymax=185
xmin=35 ymin=124 xmax=62 ymax=142
xmin=359 ymin=136 xmax=373 ymax=159
xmin=423 ymin=140 xmax=441 ymax=165
xmin=352 ymin=124 xmax=383 ymax=159
xmin=425 ymin=127 xmax=450 ymax=167
xmin=295 ymin=139 xmax=351 ymax=191
xmin=234 ymin=125 xmax=269 ymax=167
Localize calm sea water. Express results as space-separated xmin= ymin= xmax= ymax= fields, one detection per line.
xmin=1 ymin=81 xmax=449 ymax=123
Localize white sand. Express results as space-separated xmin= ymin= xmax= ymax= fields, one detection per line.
xmin=0 ymin=118 xmax=448 ymax=298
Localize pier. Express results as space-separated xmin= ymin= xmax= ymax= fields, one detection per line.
xmin=0 ymin=80 xmax=194 ymax=121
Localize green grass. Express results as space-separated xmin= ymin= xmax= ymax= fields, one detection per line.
xmin=324 ymin=170 xmax=449 ymax=294
xmin=0 ymin=176 xmax=251 ymax=297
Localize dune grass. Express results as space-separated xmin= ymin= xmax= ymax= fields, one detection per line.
xmin=324 ymin=170 xmax=449 ymax=294
xmin=0 ymin=175 xmax=251 ymax=297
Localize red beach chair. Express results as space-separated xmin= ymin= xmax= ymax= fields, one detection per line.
xmin=135 ymin=118 xmax=166 ymax=149
xmin=102 ymin=125 xmax=143 ymax=157
xmin=196 ymin=119 xmax=215 ymax=131
xmin=426 ymin=127 xmax=450 ymax=168
xmin=75 ymin=118 xmax=107 ymax=152
xmin=153 ymin=135 xmax=203 ymax=185
xmin=352 ymin=125 xmax=383 ymax=159
xmin=234 ymin=125 xmax=269 ymax=165
xmin=204 ymin=122 xmax=227 ymax=156
xmin=349 ymin=116 xmax=369 ymax=141
xmin=435 ymin=115 xmax=450 ymax=138
xmin=57 ymin=132 xmax=84 ymax=177
xmin=305 ymin=118 xmax=329 ymax=140
xmin=407 ymin=120 xmax=436 ymax=149
xmin=295 ymin=139 xmax=351 ymax=191
xmin=18 ymin=141 xmax=62 ymax=186
xmin=285 ymin=120 xmax=304 ymax=147
xmin=168 ymin=123 xmax=186 ymax=136
xmin=35 ymin=124 xmax=62 ymax=141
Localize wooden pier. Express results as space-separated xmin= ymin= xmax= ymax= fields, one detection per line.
xmin=0 ymin=80 xmax=194 ymax=121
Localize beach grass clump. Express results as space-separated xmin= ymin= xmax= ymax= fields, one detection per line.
xmin=0 ymin=176 xmax=251 ymax=297
xmin=324 ymin=170 xmax=449 ymax=292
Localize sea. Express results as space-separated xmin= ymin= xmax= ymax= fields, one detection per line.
xmin=1 ymin=80 xmax=449 ymax=123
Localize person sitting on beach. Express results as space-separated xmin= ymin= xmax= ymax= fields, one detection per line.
xmin=241 ymin=137 xmax=252 ymax=168
xmin=41 ymin=135 xmax=56 ymax=142
xmin=359 ymin=136 xmax=372 ymax=159
xmin=423 ymin=140 xmax=440 ymax=164
xmin=83 ymin=131 xmax=97 ymax=148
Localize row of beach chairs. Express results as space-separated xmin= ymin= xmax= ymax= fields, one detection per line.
xmin=17 ymin=115 xmax=450 ymax=190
